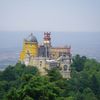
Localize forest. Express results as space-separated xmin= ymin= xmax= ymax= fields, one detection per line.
xmin=0 ymin=55 xmax=100 ymax=100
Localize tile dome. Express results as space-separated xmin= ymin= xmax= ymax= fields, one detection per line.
xmin=25 ymin=33 xmax=38 ymax=43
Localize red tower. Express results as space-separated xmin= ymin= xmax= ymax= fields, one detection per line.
xmin=43 ymin=32 xmax=51 ymax=47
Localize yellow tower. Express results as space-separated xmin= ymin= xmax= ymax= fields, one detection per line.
xmin=19 ymin=33 xmax=38 ymax=61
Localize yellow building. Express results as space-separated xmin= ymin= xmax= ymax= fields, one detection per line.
xmin=19 ymin=33 xmax=38 ymax=61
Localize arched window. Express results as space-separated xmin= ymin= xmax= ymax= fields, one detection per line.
xmin=63 ymin=65 xmax=67 ymax=71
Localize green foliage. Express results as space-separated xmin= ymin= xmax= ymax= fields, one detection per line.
xmin=90 ymin=75 xmax=100 ymax=98
xmin=47 ymin=68 xmax=62 ymax=82
xmin=0 ymin=65 xmax=17 ymax=81
xmin=0 ymin=55 xmax=100 ymax=100
xmin=0 ymin=63 xmax=38 ymax=99
xmin=71 ymin=55 xmax=100 ymax=100
xmin=71 ymin=54 xmax=87 ymax=72
xmin=83 ymin=88 xmax=97 ymax=100
xmin=23 ymin=96 xmax=34 ymax=100
xmin=6 ymin=76 xmax=63 ymax=100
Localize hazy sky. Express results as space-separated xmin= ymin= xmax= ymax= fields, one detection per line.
xmin=0 ymin=0 xmax=100 ymax=32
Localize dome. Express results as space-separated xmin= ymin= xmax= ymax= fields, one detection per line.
xmin=25 ymin=33 xmax=38 ymax=43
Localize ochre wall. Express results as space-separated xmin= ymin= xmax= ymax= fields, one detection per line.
xmin=20 ymin=41 xmax=38 ymax=61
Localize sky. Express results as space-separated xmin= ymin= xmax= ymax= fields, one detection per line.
xmin=0 ymin=0 xmax=100 ymax=32
xmin=0 ymin=31 xmax=100 ymax=61
xmin=0 ymin=0 xmax=100 ymax=60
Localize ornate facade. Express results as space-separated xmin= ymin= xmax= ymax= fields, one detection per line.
xmin=19 ymin=32 xmax=71 ymax=78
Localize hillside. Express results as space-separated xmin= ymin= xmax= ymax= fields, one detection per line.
xmin=0 ymin=55 xmax=100 ymax=100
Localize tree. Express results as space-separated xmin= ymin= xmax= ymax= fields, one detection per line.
xmin=1 ymin=54 xmax=100 ymax=100
xmin=1 ymin=65 xmax=17 ymax=81
xmin=74 ymin=91 xmax=83 ymax=100
xmin=23 ymin=96 xmax=34 ymax=100
xmin=71 ymin=55 xmax=87 ymax=72
xmin=47 ymin=68 xmax=62 ymax=82
xmin=6 ymin=76 xmax=63 ymax=100
xmin=6 ymin=88 xmax=18 ymax=100
xmin=90 ymin=75 xmax=100 ymax=99
xmin=83 ymin=88 xmax=97 ymax=100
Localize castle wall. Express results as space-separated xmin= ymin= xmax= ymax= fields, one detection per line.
xmin=50 ymin=47 xmax=71 ymax=59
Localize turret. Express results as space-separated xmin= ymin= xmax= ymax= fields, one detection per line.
xmin=43 ymin=32 xmax=51 ymax=58
xmin=43 ymin=32 xmax=51 ymax=47
xmin=19 ymin=33 xmax=38 ymax=61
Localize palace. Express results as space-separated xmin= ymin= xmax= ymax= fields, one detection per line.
xmin=19 ymin=32 xmax=71 ymax=78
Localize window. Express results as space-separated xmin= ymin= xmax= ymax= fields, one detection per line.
xmin=40 ymin=61 xmax=42 ymax=63
xmin=63 ymin=65 xmax=67 ymax=71
xmin=40 ymin=61 xmax=42 ymax=67
xmin=40 ymin=64 xmax=42 ymax=67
